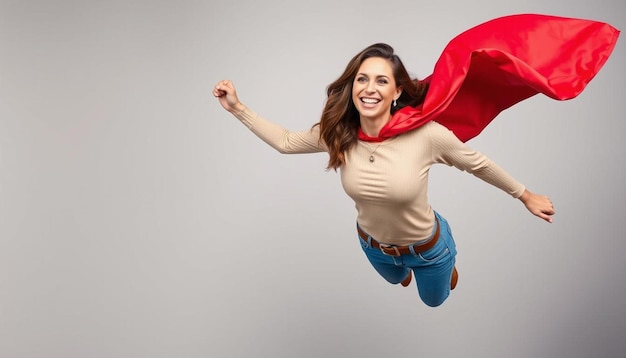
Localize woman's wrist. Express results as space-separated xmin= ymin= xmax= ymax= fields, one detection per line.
xmin=229 ymin=102 xmax=246 ymax=114
xmin=518 ymin=189 xmax=531 ymax=204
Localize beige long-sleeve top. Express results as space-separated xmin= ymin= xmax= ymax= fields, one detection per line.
xmin=234 ymin=107 xmax=525 ymax=246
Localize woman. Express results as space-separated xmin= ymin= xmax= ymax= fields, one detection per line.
xmin=213 ymin=43 xmax=555 ymax=307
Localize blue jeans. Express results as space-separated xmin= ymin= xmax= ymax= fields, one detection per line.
xmin=358 ymin=211 xmax=458 ymax=307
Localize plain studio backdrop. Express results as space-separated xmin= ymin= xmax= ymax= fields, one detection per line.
xmin=1 ymin=1 xmax=624 ymax=357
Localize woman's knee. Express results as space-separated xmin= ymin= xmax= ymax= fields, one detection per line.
xmin=419 ymin=291 xmax=449 ymax=307
xmin=373 ymin=266 xmax=409 ymax=285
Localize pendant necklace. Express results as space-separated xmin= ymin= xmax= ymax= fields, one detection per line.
xmin=360 ymin=142 xmax=383 ymax=163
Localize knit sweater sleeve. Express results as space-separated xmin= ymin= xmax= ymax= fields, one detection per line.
xmin=428 ymin=122 xmax=526 ymax=198
xmin=232 ymin=107 xmax=327 ymax=154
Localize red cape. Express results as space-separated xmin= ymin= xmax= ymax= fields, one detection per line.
xmin=359 ymin=13 xmax=620 ymax=142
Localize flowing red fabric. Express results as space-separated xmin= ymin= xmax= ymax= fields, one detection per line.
xmin=358 ymin=13 xmax=620 ymax=142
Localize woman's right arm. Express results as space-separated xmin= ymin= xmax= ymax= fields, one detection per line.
xmin=213 ymin=80 xmax=326 ymax=154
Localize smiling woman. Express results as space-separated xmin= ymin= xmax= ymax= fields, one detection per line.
xmin=320 ymin=44 xmax=429 ymax=170
xmin=352 ymin=58 xmax=401 ymax=132
xmin=352 ymin=57 xmax=403 ymax=135
xmin=212 ymin=14 xmax=618 ymax=308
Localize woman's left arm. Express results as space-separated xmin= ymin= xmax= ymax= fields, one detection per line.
xmin=429 ymin=122 xmax=555 ymax=223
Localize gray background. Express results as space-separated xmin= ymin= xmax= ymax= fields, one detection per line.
xmin=1 ymin=1 xmax=624 ymax=357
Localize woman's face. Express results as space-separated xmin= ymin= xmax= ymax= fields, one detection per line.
xmin=352 ymin=57 xmax=402 ymax=122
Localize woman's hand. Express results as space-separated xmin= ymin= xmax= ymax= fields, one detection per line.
xmin=518 ymin=189 xmax=555 ymax=223
xmin=213 ymin=80 xmax=245 ymax=113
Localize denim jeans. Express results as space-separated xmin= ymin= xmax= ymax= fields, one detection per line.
xmin=358 ymin=211 xmax=458 ymax=307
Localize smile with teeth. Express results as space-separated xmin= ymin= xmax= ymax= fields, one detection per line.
xmin=361 ymin=97 xmax=381 ymax=104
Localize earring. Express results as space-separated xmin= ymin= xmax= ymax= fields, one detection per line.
xmin=393 ymin=99 xmax=397 ymax=107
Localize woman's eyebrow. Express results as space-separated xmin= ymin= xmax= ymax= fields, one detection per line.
xmin=356 ymin=73 xmax=390 ymax=79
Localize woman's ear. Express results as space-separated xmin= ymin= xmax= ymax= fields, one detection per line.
xmin=395 ymin=86 xmax=403 ymax=101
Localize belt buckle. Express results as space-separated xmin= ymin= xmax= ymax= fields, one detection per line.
xmin=379 ymin=243 xmax=401 ymax=257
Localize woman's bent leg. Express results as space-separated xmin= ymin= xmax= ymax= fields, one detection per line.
xmin=411 ymin=212 xmax=458 ymax=307
xmin=412 ymin=256 xmax=456 ymax=307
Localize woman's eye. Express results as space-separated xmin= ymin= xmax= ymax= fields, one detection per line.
xmin=377 ymin=79 xmax=388 ymax=85
xmin=357 ymin=77 xmax=367 ymax=83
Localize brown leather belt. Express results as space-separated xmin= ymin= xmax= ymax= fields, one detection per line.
xmin=357 ymin=217 xmax=440 ymax=256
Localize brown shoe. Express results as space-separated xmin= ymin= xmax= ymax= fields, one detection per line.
xmin=451 ymin=266 xmax=458 ymax=290
xmin=401 ymin=270 xmax=412 ymax=287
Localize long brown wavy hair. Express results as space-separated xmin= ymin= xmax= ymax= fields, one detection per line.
xmin=316 ymin=43 xmax=429 ymax=170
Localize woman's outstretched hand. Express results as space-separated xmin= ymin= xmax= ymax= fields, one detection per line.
xmin=518 ymin=189 xmax=555 ymax=223
xmin=213 ymin=80 xmax=245 ymax=113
